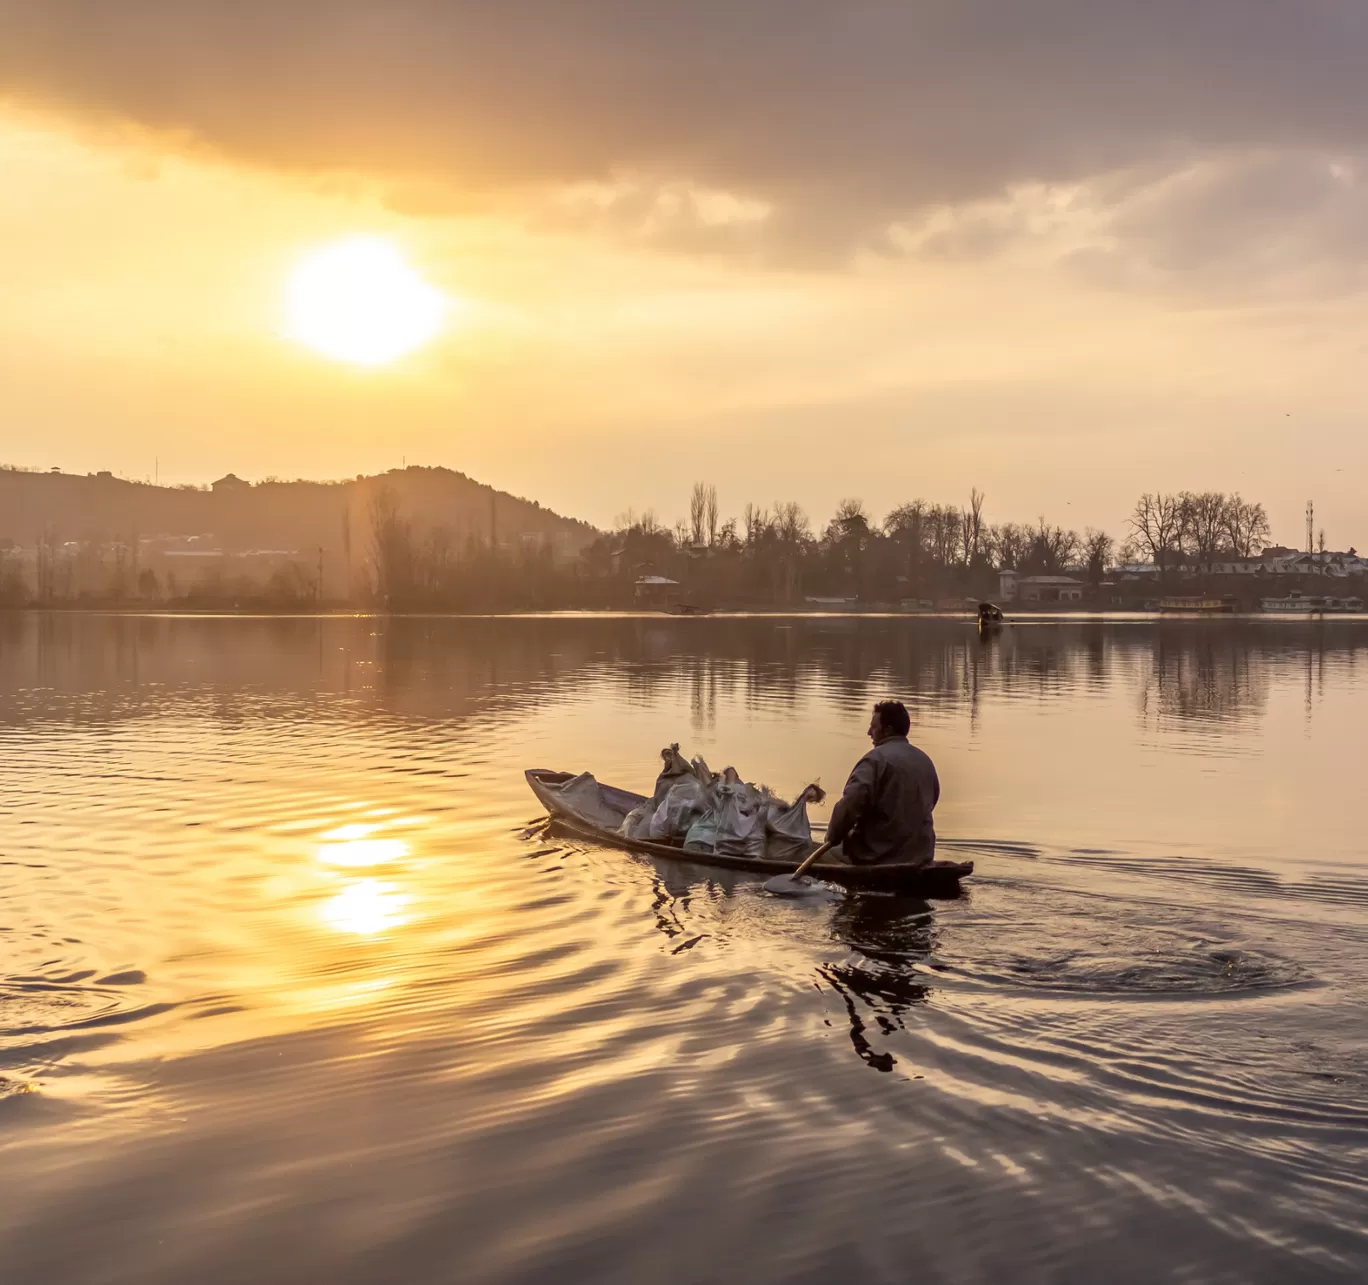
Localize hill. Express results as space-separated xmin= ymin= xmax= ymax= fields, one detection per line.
xmin=0 ymin=464 xmax=597 ymax=558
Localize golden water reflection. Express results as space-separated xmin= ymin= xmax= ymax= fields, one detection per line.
xmin=320 ymin=877 xmax=413 ymax=937
xmin=316 ymin=823 xmax=416 ymax=936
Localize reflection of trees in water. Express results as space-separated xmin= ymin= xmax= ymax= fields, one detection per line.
xmin=1140 ymin=627 xmax=1271 ymax=730
xmin=5 ymin=614 xmax=1367 ymax=739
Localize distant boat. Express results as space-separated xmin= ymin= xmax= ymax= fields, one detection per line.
xmin=1158 ymin=596 xmax=1237 ymax=613
xmin=1261 ymin=593 xmax=1364 ymax=614
xmin=977 ymin=602 xmax=1005 ymax=631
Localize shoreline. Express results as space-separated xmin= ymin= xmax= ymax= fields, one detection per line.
xmin=3 ymin=605 xmax=1366 ymax=622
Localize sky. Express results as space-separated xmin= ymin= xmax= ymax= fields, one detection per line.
xmin=1 ymin=1 xmax=1367 ymax=544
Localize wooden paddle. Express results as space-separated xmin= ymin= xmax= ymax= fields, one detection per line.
xmin=763 ymin=840 xmax=834 ymax=895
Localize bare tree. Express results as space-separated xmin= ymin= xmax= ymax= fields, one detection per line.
xmin=884 ymin=500 xmax=927 ymax=542
xmin=960 ymin=488 xmax=985 ymax=568
xmin=689 ymin=482 xmax=708 ymax=547
xmin=1179 ymin=491 xmax=1229 ymax=573
xmin=1221 ymin=496 xmax=1270 ymax=558
xmin=886 ymin=499 xmax=928 ymax=585
xmin=1028 ymin=517 xmax=1080 ymax=573
xmin=927 ymin=504 xmax=960 ymax=568
xmin=742 ymin=502 xmax=772 ymax=545
xmin=990 ymin=522 xmax=1032 ymax=571
xmin=369 ymin=484 xmax=414 ymax=604
xmin=770 ymin=500 xmax=809 ymax=603
xmin=830 ymin=497 xmax=871 ymax=542
xmin=704 ymin=484 xmax=719 ymax=547
xmin=1083 ymin=528 xmax=1114 ymax=584
xmin=1128 ymin=493 xmax=1184 ymax=578
xmin=773 ymin=501 xmax=809 ymax=545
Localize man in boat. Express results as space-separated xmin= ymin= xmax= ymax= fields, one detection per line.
xmin=826 ymin=700 xmax=939 ymax=867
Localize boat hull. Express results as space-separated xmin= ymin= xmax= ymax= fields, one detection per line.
xmin=526 ymin=769 xmax=973 ymax=895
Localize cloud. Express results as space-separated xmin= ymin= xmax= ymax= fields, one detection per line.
xmin=4 ymin=1 xmax=1368 ymax=264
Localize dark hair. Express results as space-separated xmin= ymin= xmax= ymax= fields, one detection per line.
xmin=873 ymin=700 xmax=910 ymax=737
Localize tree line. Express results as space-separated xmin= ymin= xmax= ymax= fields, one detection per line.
xmin=0 ymin=481 xmax=1292 ymax=611
xmin=573 ymin=483 xmax=1120 ymax=606
xmin=1124 ymin=492 xmax=1271 ymax=576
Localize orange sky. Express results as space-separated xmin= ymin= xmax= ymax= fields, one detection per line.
xmin=2 ymin=4 xmax=1367 ymax=545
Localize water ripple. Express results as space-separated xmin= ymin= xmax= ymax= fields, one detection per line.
xmin=0 ymin=614 xmax=1366 ymax=1283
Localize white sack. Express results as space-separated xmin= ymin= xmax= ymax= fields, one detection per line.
xmin=649 ymin=777 xmax=708 ymax=842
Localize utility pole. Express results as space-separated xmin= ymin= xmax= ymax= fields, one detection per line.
xmin=1306 ymin=500 xmax=1314 ymax=555
xmin=317 ymin=545 xmax=324 ymax=605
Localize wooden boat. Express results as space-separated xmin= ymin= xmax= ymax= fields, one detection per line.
xmin=977 ymin=602 xmax=1005 ymax=633
xmin=526 ymin=768 xmax=973 ymax=895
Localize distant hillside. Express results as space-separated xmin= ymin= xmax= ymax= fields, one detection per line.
xmin=0 ymin=465 xmax=598 ymax=558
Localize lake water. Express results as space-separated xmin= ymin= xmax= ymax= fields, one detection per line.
xmin=2 ymin=612 xmax=1366 ymax=1284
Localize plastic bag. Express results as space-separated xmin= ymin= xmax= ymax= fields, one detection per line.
xmin=683 ymin=810 xmax=719 ymax=852
xmin=618 ymin=801 xmax=654 ymax=839
xmin=715 ymin=784 xmax=763 ymax=856
xmin=764 ymin=783 xmax=826 ymax=860
xmin=649 ymin=777 xmax=708 ymax=842
xmin=742 ymin=788 xmax=775 ymax=857
xmin=653 ymin=743 xmax=694 ymax=803
xmin=552 ymin=771 xmax=626 ymax=830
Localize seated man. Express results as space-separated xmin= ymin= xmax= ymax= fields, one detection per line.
xmin=826 ymin=699 xmax=939 ymax=866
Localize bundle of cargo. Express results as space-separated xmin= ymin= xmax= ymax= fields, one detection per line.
xmin=616 ymin=743 xmax=824 ymax=860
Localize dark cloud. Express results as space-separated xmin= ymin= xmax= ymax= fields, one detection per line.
xmin=1063 ymin=151 xmax=1368 ymax=296
xmin=4 ymin=1 xmax=1368 ymax=256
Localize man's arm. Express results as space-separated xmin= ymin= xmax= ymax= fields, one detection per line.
xmin=827 ymin=754 xmax=877 ymax=845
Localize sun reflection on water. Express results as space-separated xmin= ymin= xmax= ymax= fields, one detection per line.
xmin=320 ymin=837 xmax=411 ymax=868
xmin=316 ymin=823 xmax=415 ymax=936
xmin=320 ymin=878 xmax=413 ymax=937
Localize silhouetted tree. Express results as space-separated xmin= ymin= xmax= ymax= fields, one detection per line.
xmin=1128 ymin=493 xmax=1184 ymax=579
xmin=1222 ymin=495 xmax=1270 ymax=558
xmin=1083 ymin=529 xmax=1114 ymax=584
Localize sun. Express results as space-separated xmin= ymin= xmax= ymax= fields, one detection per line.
xmin=285 ymin=236 xmax=446 ymax=367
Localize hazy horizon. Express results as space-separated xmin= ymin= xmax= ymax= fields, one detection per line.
xmin=3 ymin=5 xmax=1366 ymax=547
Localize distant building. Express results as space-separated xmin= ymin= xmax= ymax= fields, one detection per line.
xmin=1000 ymin=570 xmax=1085 ymax=603
xmin=634 ymin=575 xmax=679 ymax=608
xmin=1211 ymin=550 xmax=1368 ymax=577
xmin=212 ymin=473 xmax=250 ymax=493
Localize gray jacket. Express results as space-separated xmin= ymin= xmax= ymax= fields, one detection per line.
xmin=827 ymin=735 xmax=939 ymax=865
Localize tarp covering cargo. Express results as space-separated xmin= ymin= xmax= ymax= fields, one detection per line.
xmin=617 ymin=743 xmax=825 ymax=859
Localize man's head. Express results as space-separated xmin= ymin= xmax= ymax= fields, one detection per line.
xmin=868 ymin=700 xmax=911 ymax=744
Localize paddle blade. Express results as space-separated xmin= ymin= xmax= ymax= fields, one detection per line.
xmin=764 ymin=873 xmax=821 ymax=897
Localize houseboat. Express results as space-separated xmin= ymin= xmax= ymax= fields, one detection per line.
xmin=1157 ymin=595 xmax=1237 ymax=613
xmin=1261 ymin=592 xmax=1365 ymax=613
